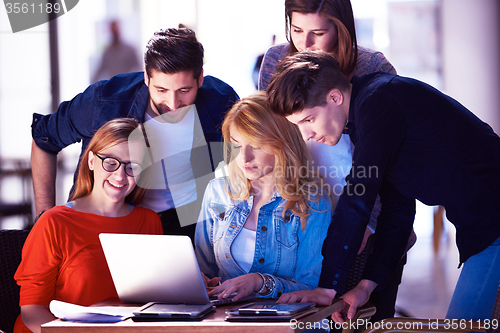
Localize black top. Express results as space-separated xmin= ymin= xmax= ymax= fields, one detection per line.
xmin=319 ymin=72 xmax=500 ymax=292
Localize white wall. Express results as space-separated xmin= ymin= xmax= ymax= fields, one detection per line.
xmin=138 ymin=0 xmax=286 ymax=98
xmin=441 ymin=0 xmax=500 ymax=134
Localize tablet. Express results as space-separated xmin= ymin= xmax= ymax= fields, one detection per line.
xmin=226 ymin=302 xmax=315 ymax=316
xmin=225 ymin=306 xmax=318 ymax=322
xmin=133 ymin=302 xmax=215 ymax=321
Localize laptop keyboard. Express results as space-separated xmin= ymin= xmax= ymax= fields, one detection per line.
xmin=209 ymin=294 xmax=258 ymax=306
xmin=210 ymin=297 xmax=235 ymax=305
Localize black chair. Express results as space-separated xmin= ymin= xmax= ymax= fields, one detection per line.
xmin=0 ymin=158 xmax=34 ymax=229
xmin=0 ymin=229 xmax=30 ymax=333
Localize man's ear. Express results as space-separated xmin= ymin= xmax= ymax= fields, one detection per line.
xmin=328 ymin=89 xmax=344 ymax=105
xmin=197 ymin=69 xmax=204 ymax=88
xmin=144 ymin=68 xmax=149 ymax=87
xmin=88 ymin=151 xmax=95 ymax=171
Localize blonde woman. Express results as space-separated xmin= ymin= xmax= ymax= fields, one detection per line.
xmin=195 ymin=92 xmax=331 ymax=301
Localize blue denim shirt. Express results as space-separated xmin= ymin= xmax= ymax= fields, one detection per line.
xmin=31 ymin=73 xmax=239 ymax=205
xmin=31 ymin=72 xmax=239 ymax=158
xmin=195 ymin=177 xmax=331 ymax=298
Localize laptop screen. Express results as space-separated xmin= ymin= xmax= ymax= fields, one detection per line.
xmin=99 ymin=233 xmax=210 ymax=304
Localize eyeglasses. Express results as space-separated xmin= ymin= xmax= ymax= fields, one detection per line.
xmin=94 ymin=154 xmax=142 ymax=177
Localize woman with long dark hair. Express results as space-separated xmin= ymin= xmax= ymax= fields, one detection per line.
xmin=259 ymin=0 xmax=413 ymax=322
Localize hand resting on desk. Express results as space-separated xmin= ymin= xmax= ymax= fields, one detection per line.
xmin=331 ymin=279 xmax=377 ymax=323
xmin=276 ymin=280 xmax=377 ymax=323
xmin=277 ymin=287 xmax=337 ymax=305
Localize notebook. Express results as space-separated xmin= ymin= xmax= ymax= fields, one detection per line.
xmin=99 ymin=233 xmax=255 ymax=308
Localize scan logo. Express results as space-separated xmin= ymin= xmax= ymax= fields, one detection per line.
xmin=3 ymin=0 xmax=79 ymax=33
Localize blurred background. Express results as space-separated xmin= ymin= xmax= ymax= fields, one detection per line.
xmin=1 ymin=0 xmax=499 ymax=319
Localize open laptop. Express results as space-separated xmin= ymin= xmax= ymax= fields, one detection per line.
xmin=99 ymin=233 xmax=255 ymax=313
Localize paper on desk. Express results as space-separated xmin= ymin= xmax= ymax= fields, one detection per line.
xmin=49 ymin=300 xmax=140 ymax=322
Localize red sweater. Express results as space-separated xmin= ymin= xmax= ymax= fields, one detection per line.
xmin=14 ymin=205 xmax=162 ymax=332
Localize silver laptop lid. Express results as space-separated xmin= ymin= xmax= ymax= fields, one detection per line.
xmin=99 ymin=233 xmax=210 ymax=304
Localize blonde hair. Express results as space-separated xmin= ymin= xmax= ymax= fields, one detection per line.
xmin=221 ymin=91 xmax=326 ymax=229
xmin=71 ymin=118 xmax=147 ymax=205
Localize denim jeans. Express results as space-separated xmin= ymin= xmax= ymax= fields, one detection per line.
xmin=446 ymin=235 xmax=500 ymax=320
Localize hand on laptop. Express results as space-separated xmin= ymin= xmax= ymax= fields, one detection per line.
xmin=201 ymin=272 xmax=221 ymax=289
xmin=207 ymin=273 xmax=262 ymax=302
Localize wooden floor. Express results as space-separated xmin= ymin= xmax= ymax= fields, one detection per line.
xmin=395 ymin=203 xmax=461 ymax=319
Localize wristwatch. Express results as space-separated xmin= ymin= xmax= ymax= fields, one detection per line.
xmin=34 ymin=210 xmax=46 ymax=224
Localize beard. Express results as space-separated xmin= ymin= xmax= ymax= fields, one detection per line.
xmin=150 ymin=100 xmax=192 ymax=124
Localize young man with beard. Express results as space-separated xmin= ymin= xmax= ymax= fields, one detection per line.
xmin=31 ymin=28 xmax=239 ymax=241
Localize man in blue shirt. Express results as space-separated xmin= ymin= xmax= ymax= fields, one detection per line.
xmin=266 ymin=51 xmax=500 ymax=322
xmin=31 ymin=28 xmax=239 ymax=242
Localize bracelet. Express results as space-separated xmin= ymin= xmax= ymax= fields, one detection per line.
xmin=256 ymin=273 xmax=276 ymax=296
xmin=256 ymin=272 xmax=267 ymax=294
xmin=262 ymin=274 xmax=276 ymax=296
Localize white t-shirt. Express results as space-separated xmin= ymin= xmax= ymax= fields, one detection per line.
xmin=140 ymin=106 xmax=206 ymax=212
xmin=306 ymin=133 xmax=353 ymax=212
xmin=231 ymin=227 xmax=256 ymax=273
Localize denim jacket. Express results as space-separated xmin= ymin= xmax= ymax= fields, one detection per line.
xmin=31 ymin=72 xmax=239 ymax=158
xmin=195 ymin=177 xmax=331 ymax=298
xmin=31 ymin=73 xmax=238 ymax=204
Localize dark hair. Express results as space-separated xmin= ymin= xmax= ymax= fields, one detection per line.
xmin=266 ymin=51 xmax=350 ymax=117
xmin=71 ymin=118 xmax=147 ymax=205
xmin=285 ymin=0 xmax=358 ymax=77
xmin=144 ymin=28 xmax=204 ymax=79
